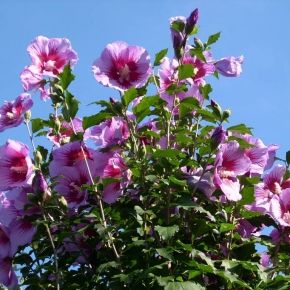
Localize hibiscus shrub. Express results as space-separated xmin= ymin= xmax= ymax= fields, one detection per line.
xmin=1 ymin=8 xmax=290 ymax=290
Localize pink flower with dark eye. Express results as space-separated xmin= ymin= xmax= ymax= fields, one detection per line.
xmin=246 ymin=165 xmax=290 ymax=214
xmin=182 ymin=49 xmax=215 ymax=85
xmin=0 ymin=94 xmax=33 ymax=132
xmin=27 ymin=36 xmax=78 ymax=77
xmin=49 ymin=141 xmax=94 ymax=177
xmin=92 ymin=41 xmax=151 ymax=91
xmin=0 ymin=140 xmax=33 ymax=191
xmin=214 ymin=141 xmax=251 ymax=201
xmin=215 ymin=56 xmax=244 ymax=77
xmin=233 ymin=133 xmax=278 ymax=176
xmin=84 ymin=117 xmax=130 ymax=148
xmin=54 ymin=165 xmax=92 ymax=208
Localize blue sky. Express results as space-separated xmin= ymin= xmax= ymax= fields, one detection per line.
xmin=1 ymin=0 xmax=290 ymax=159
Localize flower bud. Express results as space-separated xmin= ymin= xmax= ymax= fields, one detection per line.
xmin=222 ymin=109 xmax=231 ymax=120
xmin=34 ymin=150 xmax=43 ymax=165
xmin=32 ymin=170 xmax=50 ymax=201
xmin=185 ymin=8 xmax=199 ymax=35
xmin=211 ymin=126 xmax=226 ymax=149
xmin=170 ymin=16 xmax=186 ymax=59
xmin=24 ymin=110 xmax=31 ymax=121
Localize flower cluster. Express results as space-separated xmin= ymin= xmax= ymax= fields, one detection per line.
xmin=0 ymin=8 xmax=289 ymax=289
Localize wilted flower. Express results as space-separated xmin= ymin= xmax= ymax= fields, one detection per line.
xmin=92 ymin=41 xmax=151 ymax=91
xmin=215 ymin=56 xmax=244 ymax=77
xmin=0 ymin=140 xmax=33 ymax=190
xmin=0 ymin=94 xmax=33 ymax=132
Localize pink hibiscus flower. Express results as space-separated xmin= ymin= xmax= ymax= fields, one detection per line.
xmin=0 ymin=140 xmax=33 ymax=190
xmin=0 ymin=94 xmax=33 ymax=132
xmin=92 ymin=41 xmax=151 ymax=91
xmin=84 ymin=117 xmax=130 ymax=148
xmin=214 ymin=141 xmax=251 ymax=201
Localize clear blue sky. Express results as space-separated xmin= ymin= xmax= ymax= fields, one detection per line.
xmin=1 ymin=0 xmax=290 ymax=158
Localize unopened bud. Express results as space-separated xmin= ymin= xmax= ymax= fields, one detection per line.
xmin=59 ymin=196 xmax=68 ymax=208
xmin=34 ymin=150 xmax=43 ymax=165
xmin=24 ymin=110 xmax=31 ymax=121
xmin=222 ymin=109 xmax=231 ymax=120
xmin=211 ymin=126 xmax=226 ymax=149
xmin=185 ymin=8 xmax=199 ymax=35
xmin=54 ymin=118 xmax=61 ymax=133
xmin=194 ymin=37 xmax=204 ymax=49
xmin=32 ymin=171 xmax=49 ymax=201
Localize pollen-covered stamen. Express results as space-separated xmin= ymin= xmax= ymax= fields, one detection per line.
xmin=118 ymin=64 xmax=131 ymax=83
xmin=270 ymin=181 xmax=282 ymax=195
xmin=5 ymin=111 xmax=14 ymax=119
xmin=10 ymin=159 xmax=28 ymax=174
xmin=219 ymin=169 xmax=236 ymax=178
xmin=43 ymin=60 xmax=57 ymax=72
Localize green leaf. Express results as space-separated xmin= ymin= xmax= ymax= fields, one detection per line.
xmin=58 ymin=64 xmax=75 ymax=90
xmin=153 ymin=149 xmax=185 ymax=159
xmin=155 ymin=225 xmax=179 ymax=240
xmin=31 ymin=118 xmax=44 ymax=134
xmin=62 ymin=91 xmax=79 ymax=121
xmin=178 ymin=64 xmax=194 ymax=80
xmin=154 ymin=48 xmax=168 ymax=66
xmin=207 ymin=32 xmax=221 ymax=46
xmin=123 ymin=87 xmax=138 ymax=106
xmin=189 ymin=48 xmax=206 ymax=62
xmin=169 ymin=176 xmax=187 ymax=187
xmin=165 ymin=281 xmax=205 ymax=290
xmin=220 ymin=223 xmax=235 ymax=233
xmin=171 ymin=21 xmax=185 ymax=33
xmin=82 ymin=111 xmax=112 ymax=130
xmin=228 ymin=123 xmax=252 ymax=135
xmin=156 ymin=248 xmax=173 ymax=260
xmin=179 ymin=97 xmax=200 ymax=118
xmin=199 ymin=84 xmax=212 ymax=99
xmin=239 ymin=186 xmax=255 ymax=205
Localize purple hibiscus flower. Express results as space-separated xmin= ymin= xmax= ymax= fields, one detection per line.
xmin=0 ymin=94 xmax=33 ymax=132
xmin=92 ymin=41 xmax=151 ymax=91
xmin=215 ymin=56 xmax=244 ymax=77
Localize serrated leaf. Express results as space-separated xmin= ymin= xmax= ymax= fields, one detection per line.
xmin=82 ymin=111 xmax=112 ymax=130
xmin=207 ymin=32 xmax=221 ymax=46
xmin=220 ymin=223 xmax=235 ymax=233
xmin=155 ymin=225 xmax=179 ymax=240
xmin=165 ymin=281 xmax=205 ymax=290
xmin=156 ymin=248 xmax=173 ymax=260
xmin=123 ymin=87 xmax=138 ymax=106
xmin=58 ymin=64 xmax=75 ymax=90
xmin=178 ymin=64 xmax=194 ymax=80
xmin=154 ymin=48 xmax=168 ymax=66
xmin=227 ymin=123 xmax=252 ymax=135
xmin=31 ymin=118 xmax=44 ymax=134
xmin=62 ymin=92 xmax=79 ymax=121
